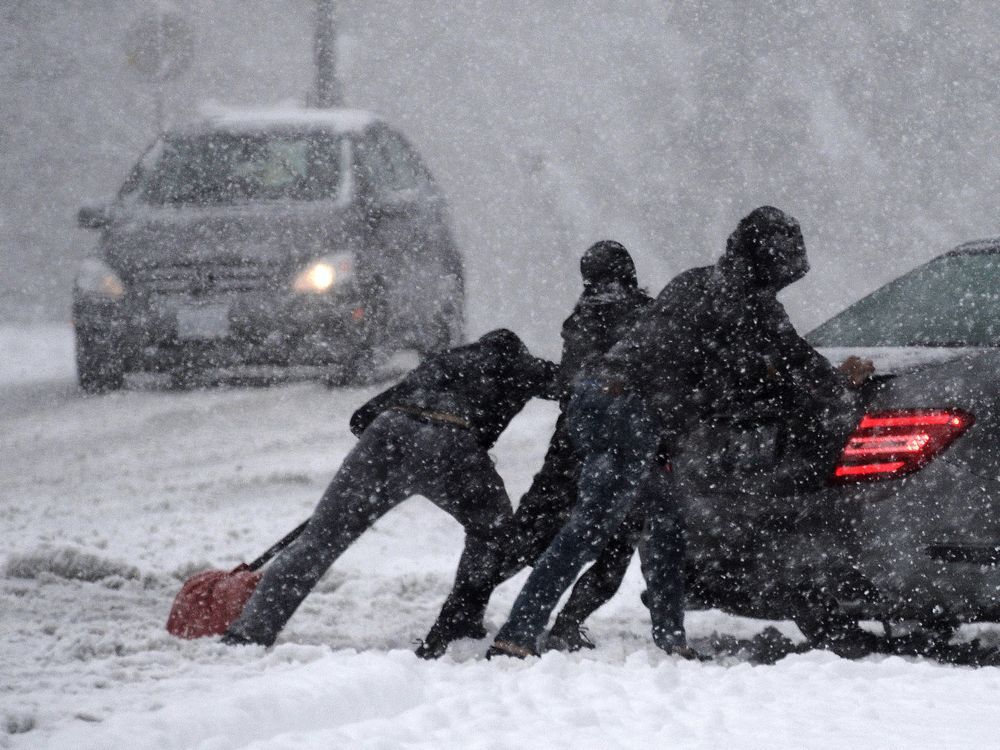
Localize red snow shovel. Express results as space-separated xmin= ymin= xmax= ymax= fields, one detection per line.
xmin=166 ymin=519 xmax=309 ymax=639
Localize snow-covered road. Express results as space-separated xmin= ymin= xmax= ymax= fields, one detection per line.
xmin=3 ymin=325 xmax=1000 ymax=749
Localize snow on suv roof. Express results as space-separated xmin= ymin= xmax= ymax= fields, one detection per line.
xmin=193 ymin=107 xmax=381 ymax=134
xmin=947 ymin=237 xmax=1000 ymax=256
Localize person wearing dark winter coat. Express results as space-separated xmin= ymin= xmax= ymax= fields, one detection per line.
xmin=222 ymin=329 xmax=558 ymax=648
xmin=414 ymin=241 xmax=652 ymax=659
xmin=490 ymin=206 xmax=873 ymax=659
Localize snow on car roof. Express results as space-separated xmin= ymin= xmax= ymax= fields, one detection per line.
xmin=187 ymin=106 xmax=382 ymax=134
xmin=948 ymin=237 xmax=1000 ymax=256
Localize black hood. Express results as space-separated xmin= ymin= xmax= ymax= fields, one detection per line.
xmin=580 ymin=240 xmax=638 ymax=291
xmin=719 ymin=206 xmax=809 ymax=292
xmin=478 ymin=328 xmax=527 ymax=360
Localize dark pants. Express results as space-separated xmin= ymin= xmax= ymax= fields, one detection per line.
xmin=425 ymin=411 xmax=580 ymax=639
xmin=494 ymin=381 xmax=687 ymax=652
xmin=549 ymin=499 xmax=646 ymax=637
xmin=503 ymin=412 xmax=581 ymax=575
xmin=226 ymin=410 xmax=513 ymax=646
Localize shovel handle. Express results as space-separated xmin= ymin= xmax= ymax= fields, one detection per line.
xmin=247 ymin=519 xmax=310 ymax=571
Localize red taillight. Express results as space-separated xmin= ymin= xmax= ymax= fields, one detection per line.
xmin=830 ymin=409 xmax=974 ymax=484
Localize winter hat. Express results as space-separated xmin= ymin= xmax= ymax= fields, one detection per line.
xmin=580 ymin=240 xmax=638 ymax=290
xmin=723 ymin=206 xmax=809 ymax=290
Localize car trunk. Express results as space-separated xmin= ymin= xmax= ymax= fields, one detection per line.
xmin=850 ymin=347 xmax=1000 ymax=484
xmin=677 ymin=347 xmax=997 ymax=496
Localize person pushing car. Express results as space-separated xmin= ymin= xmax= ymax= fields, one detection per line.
xmin=415 ymin=240 xmax=652 ymax=658
xmin=222 ymin=329 xmax=558 ymax=647
xmin=489 ymin=205 xmax=874 ymax=659
xmin=540 ymin=220 xmax=878 ymax=653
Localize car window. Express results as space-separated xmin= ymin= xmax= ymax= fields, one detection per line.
xmin=379 ymin=130 xmax=427 ymax=191
xmin=117 ymin=140 xmax=163 ymax=200
xmin=353 ymin=134 xmax=395 ymax=201
xmin=807 ymin=253 xmax=1000 ymax=347
xmin=353 ymin=128 xmax=429 ymax=199
xmin=136 ymin=131 xmax=343 ymax=204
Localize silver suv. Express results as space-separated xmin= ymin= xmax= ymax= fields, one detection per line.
xmin=74 ymin=108 xmax=464 ymax=391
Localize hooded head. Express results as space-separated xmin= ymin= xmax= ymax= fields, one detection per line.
xmin=580 ymin=240 xmax=638 ymax=291
xmin=477 ymin=328 xmax=526 ymax=360
xmin=721 ymin=206 xmax=809 ymax=292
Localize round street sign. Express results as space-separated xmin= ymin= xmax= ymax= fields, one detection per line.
xmin=125 ymin=10 xmax=195 ymax=81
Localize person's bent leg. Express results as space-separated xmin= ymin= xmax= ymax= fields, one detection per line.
xmin=417 ymin=528 xmax=511 ymax=658
xmin=415 ymin=425 xmax=516 ymax=657
xmin=420 ymin=449 xmax=581 ymax=657
xmin=491 ymin=385 xmax=657 ymax=655
xmin=547 ymin=504 xmax=645 ymax=650
xmin=500 ymin=414 xmax=580 ymax=574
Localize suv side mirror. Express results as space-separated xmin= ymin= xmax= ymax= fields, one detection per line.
xmin=78 ymin=204 xmax=110 ymax=229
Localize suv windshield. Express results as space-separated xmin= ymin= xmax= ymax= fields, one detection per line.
xmin=807 ymin=253 xmax=1000 ymax=347
xmin=136 ymin=131 xmax=343 ymax=205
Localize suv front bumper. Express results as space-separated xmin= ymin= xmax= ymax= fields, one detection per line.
xmin=73 ymin=291 xmax=374 ymax=373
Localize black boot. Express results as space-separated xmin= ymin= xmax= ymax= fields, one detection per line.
xmin=415 ymin=619 xmax=488 ymax=660
xmin=791 ymin=584 xmax=881 ymax=659
xmin=545 ymin=622 xmax=596 ymax=652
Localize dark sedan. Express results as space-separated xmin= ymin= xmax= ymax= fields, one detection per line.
xmin=73 ymin=108 xmax=464 ymax=391
xmin=675 ymin=238 xmax=1000 ymax=651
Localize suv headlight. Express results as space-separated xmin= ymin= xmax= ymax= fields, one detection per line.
xmin=292 ymin=253 xmax=355 ymax=294
xmin=76 ymin=258 xmax=125 ymax=300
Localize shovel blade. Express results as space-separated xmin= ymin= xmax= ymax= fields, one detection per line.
xmin=166 ymin=565 xmax=262 ymax=639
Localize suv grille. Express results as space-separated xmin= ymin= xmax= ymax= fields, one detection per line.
xmin=130 ymin=261 xmax=287 ymax=296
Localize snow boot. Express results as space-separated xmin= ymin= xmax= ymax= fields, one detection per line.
xmin=415 ymin=619 xmax=488 ymax=660
xmin=544 ymin=624 xmax=596 ymax=652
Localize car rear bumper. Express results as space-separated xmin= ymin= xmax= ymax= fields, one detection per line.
xmin=683 ymin=460 xmax=1000 ymax=625
xmin=73 ymin=292 xmax=373 ymax=372
xmin=847 ymin=458 xmax=1000 ymax=622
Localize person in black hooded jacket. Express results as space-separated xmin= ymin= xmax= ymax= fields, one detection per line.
xmin=414 ymin=241 xmax=652 ymax=659
xmin=490 ymin=206 xmax=873 ymax=659
xmin=222 ymin=329 xmax=558 ymax=648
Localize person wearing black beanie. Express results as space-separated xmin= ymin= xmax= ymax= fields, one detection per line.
xmin=415 ymin=241 xmax=652 ymax=658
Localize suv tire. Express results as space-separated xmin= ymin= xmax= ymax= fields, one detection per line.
xmin=75 ymin=330 xmax=124 ymax=393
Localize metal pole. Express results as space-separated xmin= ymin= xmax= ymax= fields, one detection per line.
xmin=154 ymin=6 xmax=166 ymax=133
xmin=313 ymin=0 xmax=343 ymax=107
